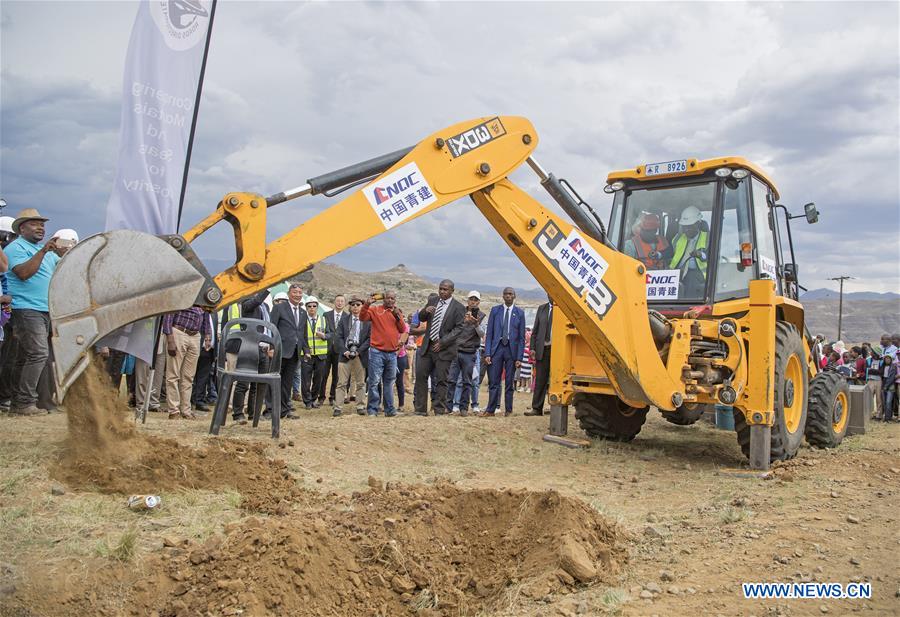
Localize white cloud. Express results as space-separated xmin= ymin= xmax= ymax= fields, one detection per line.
xmin=1 ymin=0 xmax=897 ymax=295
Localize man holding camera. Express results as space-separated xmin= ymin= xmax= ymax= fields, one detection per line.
xmin=446 ymin=290 xmax=486 ymax=416
xmin=4 ymin=209 xmax=60 ymax=416
xmin=333 ymin=297 xmax=370 ymax=417
xmin=360 ymin=290 xmax=406 ymax=417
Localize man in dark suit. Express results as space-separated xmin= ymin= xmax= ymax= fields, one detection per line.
xmin=482 ymin=287 xmax=526 ymax=416
xmin=190 ymin=309 xmax=219 ymax=411
xmin=414 ymin=279 xmax=466 ymax=416
xmin=332 ymin=296 xmax=370 ymax=417
xmin=526 ymin=296 xmax=553 ymax=416
xmin=319 ymin=294 xmax=347 ymax=405
xmin=269 ymin=282 xmax=307 ymax=419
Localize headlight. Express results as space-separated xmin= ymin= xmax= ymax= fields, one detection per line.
xmin=714 ymin=167 xmax=733 ymax=178
xmin=732 ymin=168 xmax=749 ymax=179
xmin=610 ymin=181 xmax=624 ymax=191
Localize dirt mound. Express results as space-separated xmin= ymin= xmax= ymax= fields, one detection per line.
xmin=111 ymin=481 xmax=625 ymax=617
xmin=52 ymin=364 xmax=303 ymax=514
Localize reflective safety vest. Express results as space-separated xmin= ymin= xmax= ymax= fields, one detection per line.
xmin=629 ymin=233 xmax=669 ymax=270
xmin=225 ymin=303 xmax=242 ymax=331
xmin=306 ymin=315 xmax=328 ymax=356
xmin=670 ymin=230 xmax=708 ymax=276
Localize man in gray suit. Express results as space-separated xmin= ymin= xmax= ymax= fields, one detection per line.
xmin=414 ymin=279 xmax=466 ymax=416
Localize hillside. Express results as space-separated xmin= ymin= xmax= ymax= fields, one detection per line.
xmin=298 ymin=262 xmax=542 ymax=314
xmin=802 ymin=298 xmax=899 ymax=343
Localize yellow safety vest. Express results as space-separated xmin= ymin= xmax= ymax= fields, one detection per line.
xmin=306 ymin=315 xmax=328 ymax=356
xmin=670 ymin=230 xmax=708 ymax=276
xmin=225 ymin=303 xmax=241 ymax=331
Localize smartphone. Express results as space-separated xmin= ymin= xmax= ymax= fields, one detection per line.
xmin=371 ymin=292 xmax=384 ymax=302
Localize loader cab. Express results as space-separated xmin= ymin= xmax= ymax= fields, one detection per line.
xmin=604 ymin=157 xmax=790 ymax=308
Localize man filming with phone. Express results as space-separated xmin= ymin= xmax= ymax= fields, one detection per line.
xmin=446 ymin=291 xmax=485 ymax=416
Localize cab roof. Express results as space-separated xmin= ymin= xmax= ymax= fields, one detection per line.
xmin=606 ymin=156 xmax=780 ymax=200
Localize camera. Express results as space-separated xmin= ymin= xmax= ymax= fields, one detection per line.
xmin=371 ymin=292 xmax=384 ymax=302
xmin=346 ymin=342 xmax=359 ymax=359
xmin=468 ymin=306 xmax=480 ymax=318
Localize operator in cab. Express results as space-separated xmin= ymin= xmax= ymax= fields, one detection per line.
xmin=623 ymin=212 xmax=672 ymax=270
xmin=669 ymin=205 xmax=708 ymax=297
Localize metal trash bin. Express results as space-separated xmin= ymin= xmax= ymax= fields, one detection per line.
xmin=847 ymin=382 xmax=874 ymax=436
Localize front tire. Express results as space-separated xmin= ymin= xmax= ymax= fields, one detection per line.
xmin=805 ymin=371 xmax=850 ymax=448
xmin=734 ymin=321 xmax=808 ymax=462
xmin=574 ymin=394 xmax=648 ymax=442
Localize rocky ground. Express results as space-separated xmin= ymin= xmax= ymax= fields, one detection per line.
xmin=0 ymin=377 xmax=898 ymax=616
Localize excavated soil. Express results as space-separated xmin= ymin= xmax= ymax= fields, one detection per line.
xmin=51 ymin=363 xmax=304 ymax=514
xmin=20 ymin=362 xmax=625 ymax=617
xmin=38 ymin=482 xmax=625 ymax=617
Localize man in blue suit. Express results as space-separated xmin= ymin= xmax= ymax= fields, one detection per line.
xmin=481 ymin=287 xmax=526 ymax=416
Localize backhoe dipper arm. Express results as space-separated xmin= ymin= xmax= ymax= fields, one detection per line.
xmin=50 ymin=116 xmax=683 ymax=409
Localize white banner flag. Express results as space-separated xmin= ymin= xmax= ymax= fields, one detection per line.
xmin=101 ymin=0 xmax=214 ymax=362
xmin=106 ymin=0 xmax=213 ymax=234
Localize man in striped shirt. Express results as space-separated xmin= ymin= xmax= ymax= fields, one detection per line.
xmin=163 ymin=306 xmax=212 ymax=419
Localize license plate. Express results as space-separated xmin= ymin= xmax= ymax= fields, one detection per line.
xmin=645 ymin=159 xmax=687 ymax=177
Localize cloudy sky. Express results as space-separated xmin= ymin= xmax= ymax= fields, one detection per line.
xmin=2 ymin=1 xmax=898 ymax=294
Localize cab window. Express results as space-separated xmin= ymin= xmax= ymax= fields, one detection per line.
xmin=616 ymin=182 xmax=715 ymax=302
xmin=714 ymin=179 xmax=753 ymax=301
xmin=750 ymin=178 xmax=779 ymax=284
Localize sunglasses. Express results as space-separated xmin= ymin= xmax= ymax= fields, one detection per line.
xmin=306 ymin=303 xmax=318 ymax=307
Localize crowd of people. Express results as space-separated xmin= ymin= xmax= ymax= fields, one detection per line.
xmin=2 ymin=206 xmax=895 ymax=430
xmin=813 ymin=333 xmax=900 ymax=422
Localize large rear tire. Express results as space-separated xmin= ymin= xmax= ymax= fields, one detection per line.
xmin=663 ymin=403 xmax=704 ymax=426
xmin=734 ymin=322 xmax=808 ymax=462
xmin=805 ymin=371 xmax=850 ymax=448
xmin=574 ymin=394 xmax=648 ymax=442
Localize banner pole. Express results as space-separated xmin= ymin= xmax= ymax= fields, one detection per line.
xmin=176 ymin=0 xmax=218 ymax=231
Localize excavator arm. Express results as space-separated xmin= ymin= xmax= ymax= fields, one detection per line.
xmin=50 ymin=116 xmax=684 ymax=409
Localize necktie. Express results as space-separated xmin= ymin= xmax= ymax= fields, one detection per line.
xmin=350 ymin=317 xmax=359 ymax=344
xmin=292 ymin=305 xmax=299 ymax=327
xmin=545 ymin=305 xmax=552 ymax=345
xmin=430 ymin=300 xmax=447 ymax=341
xmin=502 ymin=307 xmax=510 ymax=343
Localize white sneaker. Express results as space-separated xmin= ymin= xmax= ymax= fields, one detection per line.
xmin=473 ymin=405 xmax=481 ymax=413
xmin=452 ymin=405 xmax=460 ymax=413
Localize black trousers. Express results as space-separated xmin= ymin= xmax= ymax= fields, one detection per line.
xmin=0 ymin=321 xmax=17 ymax=403
xmin=319 ymin=350 xmax=340 ymax=402
xmin=280 ymin=351 xmax=300 ymax=416
xmin=233 ymin=352 xmax=272 ymax=419
xmin=301 ymin=355 xmax=328 ymax=405
xmin=531 ymin=347 xmax=551 ymax=413
xmin=191 ymin=348 xmax=215 ymax=404
xmin=414 ymin=348 xmax=452 ymax=415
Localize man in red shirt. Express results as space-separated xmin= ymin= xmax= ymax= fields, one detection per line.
xmin=360 ymin=290 xmax=405 ymax=417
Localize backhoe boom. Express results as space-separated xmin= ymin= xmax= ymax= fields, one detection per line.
xmin=49 ymin=116 xmax=684 ymax=410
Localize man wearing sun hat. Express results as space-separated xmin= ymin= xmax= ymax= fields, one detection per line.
xmin=3 ymin=209 xmax=60 ymax=415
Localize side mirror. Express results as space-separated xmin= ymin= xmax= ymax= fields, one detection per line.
xmin=803 ymin=202 xmax=818 ymax=224
xmin=783 ymin=263 xmax=798 ymax=282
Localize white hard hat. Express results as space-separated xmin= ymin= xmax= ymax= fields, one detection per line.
xmin=0 ymin=216 xmax=14 ymax=233
xmin=305 ymin=296 xmax=320 ymax=306
xmin=273 ymin=292 xmax=288 ymax=302
xmin=467 ymin=290 xmax=481 ymax=299
xmin=51 ymin=228 xmax=79 ymax=243
xmin=679 ymin=205 xmax=703 ymax=226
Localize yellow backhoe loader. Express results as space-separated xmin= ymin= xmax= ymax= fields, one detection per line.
xmin=48 ymin=116 xmax=849 ymax=469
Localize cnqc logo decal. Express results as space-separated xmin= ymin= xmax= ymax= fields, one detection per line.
xmin=150 ymin=0 xmax=210 ymax=51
